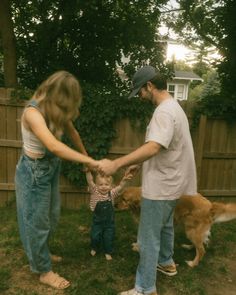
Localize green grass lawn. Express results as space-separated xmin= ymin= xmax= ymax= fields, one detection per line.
xmin=0 ymin=203 xmax=236 ymax=295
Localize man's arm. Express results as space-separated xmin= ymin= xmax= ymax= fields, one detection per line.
xmin=98 ymin=141 xmax=161 ymax=176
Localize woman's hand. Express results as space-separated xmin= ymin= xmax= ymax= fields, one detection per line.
xmin=97 ymin=159 xmax=118 ymax=176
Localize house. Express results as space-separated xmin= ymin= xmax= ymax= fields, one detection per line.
xmin=167 ymin=70 xmax=203 ymax=100
xmin=117 ymin=66 xmax=203 ymax=101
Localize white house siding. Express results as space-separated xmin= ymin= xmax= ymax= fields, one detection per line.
xmin=167 ymin=79 xmax=190 ymax=100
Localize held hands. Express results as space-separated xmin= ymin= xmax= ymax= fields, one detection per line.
xmin=97 ymin=159 xmax=141 ymax=178
xmin=87 ymin=159 xmax=100 ymax=172
xmin=97 ymin=159 xmax=118 ymax=176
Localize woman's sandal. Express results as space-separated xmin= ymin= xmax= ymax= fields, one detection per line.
xmin=40 ymin=271 xmax=70 ymax=289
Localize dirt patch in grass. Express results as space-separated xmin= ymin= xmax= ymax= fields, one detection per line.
xmin=7 ymin=267 xmax=66 ymax=295
xmin=0 ymin=249 xmax=67 ymax=295
xmin=203 ymin=256 xmax=236 ymax=295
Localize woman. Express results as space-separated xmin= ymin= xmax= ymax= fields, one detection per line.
xmin=15 ymin=71 xmax=97 ymax=289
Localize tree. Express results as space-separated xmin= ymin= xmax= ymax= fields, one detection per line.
xmin=164 ymin=0 xmax=236 ymax=117
xmin=188 ymin=69 xmax=220 ymax=101
xmin=10 ymin=0 xmax=169 ymax=88
xmin=0 ymin=0 xmax=17 ymax=87
xmin=3 ymin=1 xmax=167 ymax=185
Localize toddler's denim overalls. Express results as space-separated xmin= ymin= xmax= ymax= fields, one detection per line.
xmin=91 ymin=193 xmax=115 ymax=254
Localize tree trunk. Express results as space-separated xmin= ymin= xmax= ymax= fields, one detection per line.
xmin=0 ymin=0 xmax=17 ymax=87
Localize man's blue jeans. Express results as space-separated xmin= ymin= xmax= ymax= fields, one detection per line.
xmin=135 ymin=198 xmax=177 ymax=294
xmin=15 ymin=154 xmax=61 ymax=273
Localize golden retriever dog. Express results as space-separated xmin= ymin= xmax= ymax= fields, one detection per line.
xmin=115 ymin=187 xmax=236 ymax=268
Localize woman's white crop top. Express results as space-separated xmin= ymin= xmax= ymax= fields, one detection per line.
xmin=21 ymin=119 xmax=46 ymax=155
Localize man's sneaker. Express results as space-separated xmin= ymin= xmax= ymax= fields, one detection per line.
xmin=118 ymin=288 xmax=143 ymax=295
xmin=156 ymin=263 xmax=177 ymax=276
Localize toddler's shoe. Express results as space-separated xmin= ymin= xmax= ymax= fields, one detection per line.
xmin=105 ymin=254 xmax=112 ymax=260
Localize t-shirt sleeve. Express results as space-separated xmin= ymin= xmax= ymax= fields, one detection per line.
xmin=145 ymin=110 xmax=174 ymax=149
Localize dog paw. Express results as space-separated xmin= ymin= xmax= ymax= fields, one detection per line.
xmin=185 ymin=260 xmax=196 ymax=268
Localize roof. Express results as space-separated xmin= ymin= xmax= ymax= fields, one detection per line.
xmin=174 ymin=70 xmax=203 ymax=81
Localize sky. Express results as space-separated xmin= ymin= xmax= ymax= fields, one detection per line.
xmin=159 ymin=1 xmax=193 ymax=62
xmin=166 ymin=43 xmax=192 ymax=61
xmin=159 ymin=1 xmax=221 ymax=63
xmin=163 ymin=34 xmax=221 ymax=64
xmin=158 ymin=24 xmax=195 ymax=62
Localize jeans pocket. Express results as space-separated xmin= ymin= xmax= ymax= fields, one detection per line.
xmin=33 ymin=160 xmax=53 ymax=186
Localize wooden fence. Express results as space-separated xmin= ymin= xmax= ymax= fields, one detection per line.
xmin=0 ymin=88 xmax=236 ymax=208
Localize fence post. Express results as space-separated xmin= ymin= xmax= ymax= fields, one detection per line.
xmin=195 ymin=114 xmax=207 ymax=188
xmin=0 ymin=87 xmax=14 ymax=99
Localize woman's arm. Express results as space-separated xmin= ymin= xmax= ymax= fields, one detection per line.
xmin=24 ymin=107 xmax=97 ymax=168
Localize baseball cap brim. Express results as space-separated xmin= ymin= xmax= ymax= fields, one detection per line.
xmin=128 ymin=86 xmax=141 ymax=99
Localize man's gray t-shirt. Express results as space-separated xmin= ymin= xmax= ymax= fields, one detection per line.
xmin=142 ymin=98 xmax=197 ymax=200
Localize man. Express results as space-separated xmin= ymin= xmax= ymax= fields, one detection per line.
xmin=98 ymin=65 xmax=197 ymax=295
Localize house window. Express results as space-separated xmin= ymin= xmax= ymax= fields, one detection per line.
xmin=168 ymin=83 xmax=186 ymax=100
xmin=168 ymin=84 xmax=175 ymax=97
xmin=177 ymin=84 xmax=185 ymax=100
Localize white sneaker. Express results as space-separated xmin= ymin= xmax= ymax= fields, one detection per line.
xmin=105 ymin=254 xmax=112 ymax=260
xmin=156 ymin=263 xmax=177 ymax=276
xmin=118 ymin=288 xmax=143 ymax=295
xmin=90 ymin=249 xmax=96 ymax=256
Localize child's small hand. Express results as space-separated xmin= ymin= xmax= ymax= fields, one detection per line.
xmin=124 ymin=169 xmax=136 ymax=180
xmin=124 ymin=165 xmax=140 ymax=178
xmin=123 ymin=173 xmax=133 ymax=180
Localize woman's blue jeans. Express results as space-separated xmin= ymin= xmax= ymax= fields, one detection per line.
xmin=135 ymin=198 xmax=177 ymax=294
xmin=15 ymin=154 xmax=61 ymax=273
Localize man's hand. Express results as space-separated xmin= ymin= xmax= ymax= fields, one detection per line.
xmin=98 ymin=159 xmax=118 ymax=176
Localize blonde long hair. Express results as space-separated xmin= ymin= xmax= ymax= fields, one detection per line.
xmin=31 ymin=71 xmax=82 ymax=138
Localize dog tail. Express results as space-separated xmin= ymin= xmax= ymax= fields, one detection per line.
xmin=211 ymin=202 xmax=236 ymax=223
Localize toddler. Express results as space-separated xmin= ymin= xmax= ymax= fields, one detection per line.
xmin=86 ymin=169 xmax=132 ymax=260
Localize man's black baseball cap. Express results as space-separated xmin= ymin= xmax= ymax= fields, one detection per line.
xmin=128 ymin=65 xmax=157 ymax=98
